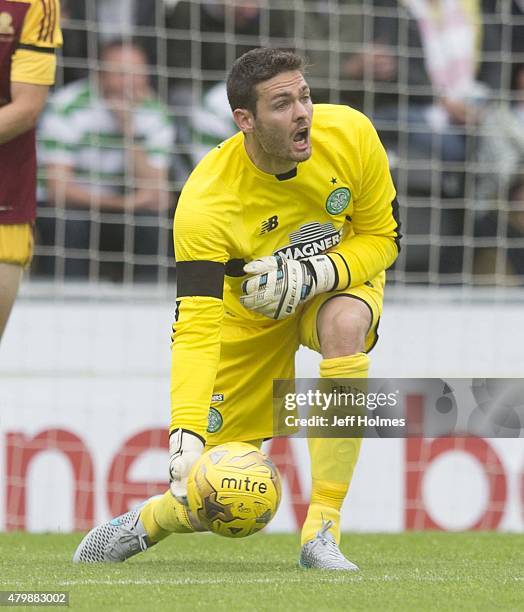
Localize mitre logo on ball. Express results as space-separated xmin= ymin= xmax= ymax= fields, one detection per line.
xmin=187 ymin=442 xmax=282 ymax=538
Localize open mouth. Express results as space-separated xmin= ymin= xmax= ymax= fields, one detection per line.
xmin=292 ymin=127 xmax=310 ymax=152
xmin=293 ymin=127 xmax=309 ymax=144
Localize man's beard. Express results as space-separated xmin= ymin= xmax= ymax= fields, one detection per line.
xmin=257 ymin=129 xmax=305 ymax=162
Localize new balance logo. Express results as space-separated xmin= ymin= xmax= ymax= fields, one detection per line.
xmin=260 ymin=215 xmax=279 ymax=234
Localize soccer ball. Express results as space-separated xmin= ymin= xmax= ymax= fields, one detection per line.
xmin=187 ymin=442 xmax=282 ymax=538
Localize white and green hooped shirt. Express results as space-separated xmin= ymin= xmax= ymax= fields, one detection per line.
xmin=38 ymin=78 xmax=175 ymax=198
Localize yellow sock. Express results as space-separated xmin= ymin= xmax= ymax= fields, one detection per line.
xmin=301 ymin=353 xmax=368 ymax=546
xmin=140 ymin=490 xmax=195 ymax=543
xmin=302 ymin=479 xmax=349 ymax=545
xmin=319 ymin=353 xmax=369 ymax=379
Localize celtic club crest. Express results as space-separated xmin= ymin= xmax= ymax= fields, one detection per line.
xmin=326 ymin=187 xmax=351 ymax=215
xmin=207 ymin=407 xmax=223 ymax=433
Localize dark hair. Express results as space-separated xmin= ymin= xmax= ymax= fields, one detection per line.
xmin=226 ymin=48 xmax=305 ymax=114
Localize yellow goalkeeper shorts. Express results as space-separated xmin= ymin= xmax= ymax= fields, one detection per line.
xmin=206 ymin=271 xmax=385 ymax=445
xmin=0 ymin=223 xmax=34 ymax=266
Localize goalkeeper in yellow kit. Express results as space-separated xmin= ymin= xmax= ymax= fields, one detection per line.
xmin=74 ymin=48 xmax=401 ymax=569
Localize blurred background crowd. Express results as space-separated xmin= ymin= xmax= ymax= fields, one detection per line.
xmin=32 ymin=0 xmax=524 ymax=285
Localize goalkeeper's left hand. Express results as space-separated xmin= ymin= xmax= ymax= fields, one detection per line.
xmin=240 ymin=254 xmax=337 ymax=320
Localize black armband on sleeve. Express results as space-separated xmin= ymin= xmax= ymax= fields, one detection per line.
xmin=176 ymin=260 xmax=225 ymax=299
xmin=391 ymin=198 xmax=402 ymax=252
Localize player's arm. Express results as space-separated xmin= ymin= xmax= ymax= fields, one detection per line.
xmin=171 ymin=204 xmax=229 ymax=438
xmin=168 ymin=186 xmax=236 ymax=501
xmin=0 ymin=0 xmax=62 ymax=144
xmin=0 ymin=82 xmax=48 ymax=144
xmin=327 ymin=119 xmax=401 ymax=290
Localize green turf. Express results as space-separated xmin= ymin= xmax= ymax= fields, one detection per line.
xmin=0 ymin=532 xmax=522 ymax=611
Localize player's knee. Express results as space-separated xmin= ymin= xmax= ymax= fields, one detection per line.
xmin=318 ymin=298 xmax=371 ymax=358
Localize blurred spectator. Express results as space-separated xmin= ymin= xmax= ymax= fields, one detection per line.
xmin=37 ymin=40 xmax=174 ymax=281
xmin=474 ymin=174 xmax=524 ymax=281
xmin=271 ymin=0 xmax=384 ymax=108
xmin=60 ymin=0 xmax=162 ymax=83
xmin=165 ymin=0 xmax=290 ymax=103
xmin=339 ymin=2 xmax=398 ymax=111
xmin=477 ymin=63 xmax=524 ymax=201
xmin=361 ymin=0 xmax=501 ymax=169
xmin=505 ymin=177 xmax=524 ymax=277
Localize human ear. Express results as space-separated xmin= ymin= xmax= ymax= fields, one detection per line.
xmin=233 ymin=108 xmax=255 ymax=133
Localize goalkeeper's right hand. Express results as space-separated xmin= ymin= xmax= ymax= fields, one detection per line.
xmin=168 ymin=429 xmax=205 ymax=505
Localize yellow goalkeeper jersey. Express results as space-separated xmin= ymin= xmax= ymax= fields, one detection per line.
xmin=172 ymin=103 xmax=400 ymax=436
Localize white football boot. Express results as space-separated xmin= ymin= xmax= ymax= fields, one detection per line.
xmin=299 ymin=520 xmax=359 ymax=571
xmin=73 ymin=499 xmax=159 ymax=563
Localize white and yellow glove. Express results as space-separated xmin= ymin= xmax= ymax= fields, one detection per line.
xmin=168 ymin=429 xmax=205 ymax=504
xmin=240 ymin=254 xmax=337 ymax=320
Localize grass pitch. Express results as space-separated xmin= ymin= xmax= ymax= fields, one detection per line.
xmin=0 ymin=532 xmax=522 ymax=611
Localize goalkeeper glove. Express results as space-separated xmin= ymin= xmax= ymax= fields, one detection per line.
xmin=240 ymin=254 xmax=337 ymax=320
xmin=168 ymin=429 xmax=204 ymax=505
